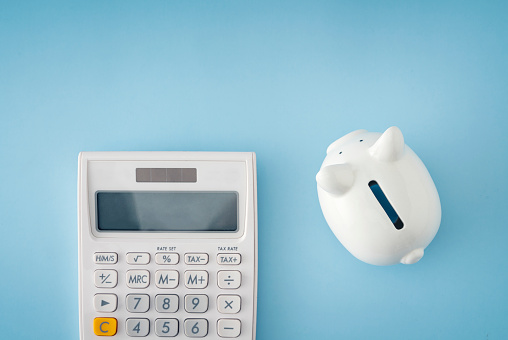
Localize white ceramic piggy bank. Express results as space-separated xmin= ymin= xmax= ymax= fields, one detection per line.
xmin=316 ymin=127 xmax=441 ymax=265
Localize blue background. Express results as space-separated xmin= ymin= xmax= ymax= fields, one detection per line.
xmin=1 ymin=1 xmax=507 ymax=339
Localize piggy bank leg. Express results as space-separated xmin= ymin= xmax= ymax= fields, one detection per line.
xmin=400 ymin=248 xmax=424 ymax=264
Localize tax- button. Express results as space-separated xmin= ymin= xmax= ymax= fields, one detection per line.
xmin=126 ymin=270 xmax=150 ymax=288
xmin=218 ymin=271 xmax=241 ymax=289
xmin=94 ymin=317 xmax=117 ymax=336
xmin=126 ymin=252 xmax=150 ymax=265
xmin=217 ymin=253 xmax=241 ymax=265
xmin=185 ymin=253 xmax=209 ymax=265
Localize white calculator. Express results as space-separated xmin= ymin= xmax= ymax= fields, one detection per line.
xmin=78 ymin=152 xmax=257 ymax=339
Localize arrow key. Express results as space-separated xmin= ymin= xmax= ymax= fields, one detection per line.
xmin=94 ymin=294 xmax=118 ymax=313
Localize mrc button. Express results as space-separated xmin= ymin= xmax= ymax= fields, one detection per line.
xmin=126 ymin=270 xmax=150 ymax=288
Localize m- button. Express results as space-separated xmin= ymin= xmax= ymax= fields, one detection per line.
xmin=217 ymin=253 xmax=241 ymax=265
xmin=126 ymin=270 xmax=150 ymax=288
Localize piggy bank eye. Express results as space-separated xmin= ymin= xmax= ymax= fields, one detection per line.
xmin=339 ymin=152 xmax=342 ymax=154
xmin=359 ymin=140 xmax=364 ymax=142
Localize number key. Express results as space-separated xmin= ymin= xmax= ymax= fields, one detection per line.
xmin=184 ymin=319 xmax=208 ymax=337
xmin=184 ymin=295 xmax=208 ymax=313
xmin=155 ymin=294 xmax=179 ymax=313
xmin=126 ymin=318 xmax=149 ymax=337
xmin=155 ymin=318 xmax=179 ymax=337
xmin=126 ymin=294 xmax=149 ymax=313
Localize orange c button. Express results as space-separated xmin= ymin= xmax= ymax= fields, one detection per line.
xmin=94 ymin=317 xmax=117 ymax=336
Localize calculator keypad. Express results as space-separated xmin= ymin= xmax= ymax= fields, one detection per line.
xmin=92 ymin=251 xmax=245 ymax=337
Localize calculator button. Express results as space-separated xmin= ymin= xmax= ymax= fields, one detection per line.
xmin=94 ymin=252 xmax=118 ymax=264
xmin=185 ymin=295 xmax=209 ymax=313
xmin=217 ymin=295 xmax=241 ymax=314
xmin=94 ymin=294 xmax=117 ymax=312
xmin=93 ymin=317 xmax=117 ymax=336
xmin=126 ymin=270 xmax=150 ymax=288
xmin=185 ymin=253 xmax=209 ymax=265
xmin=126 ymin=252 xmax=150 ymax=265
xmin=217 ymin=319 xmax=241 ymax=338
xmin=184 ymin=319 xmax=208 ymax=337
xmin=155 ymin=270 xmax=179 ymax=289
xmin=184 ymin=271 xmax=208 ymax=289
xmin=217 ymin=253 xmax=241 ymax=265
xmin=217 ymin=271 xmax=241 ymax=289
xmin=94 ymin=270 xmax=118 ymax=288
xmin=155 ymin=253 xmax=179 ymax=265
xmin=155 ymin=295 xmax=179 ymax=313
xmin=126 ymin=294 xmax=150 ymax=313
xmin=155 ymin=318 xmax=179 ymax=337
xmin=126 ymin=318 xmax=150 ymax=337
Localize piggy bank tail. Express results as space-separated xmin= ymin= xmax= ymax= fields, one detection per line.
xmin=400 ymin=248 xmax=424 ymax=264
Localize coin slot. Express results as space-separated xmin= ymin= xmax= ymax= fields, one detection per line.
xmin=368 ymin=180 xmax=404 ymax=230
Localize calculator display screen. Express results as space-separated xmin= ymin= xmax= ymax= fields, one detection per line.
xmin=96 ymin=192 xmax=238 ymax=232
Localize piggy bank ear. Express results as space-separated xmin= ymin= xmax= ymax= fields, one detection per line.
xmin=316 ymin=164 xmax=355 ymax=195
xmin=369 ymin=126 xmax=405 ymax=161
xmin=327 ymin=129 xmax=367 ymax=154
